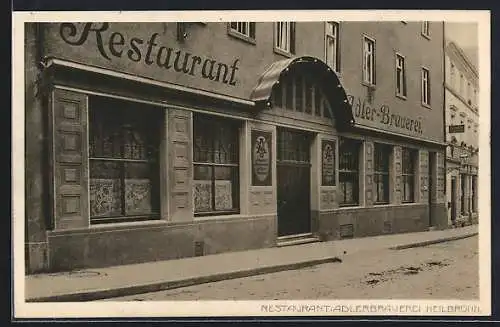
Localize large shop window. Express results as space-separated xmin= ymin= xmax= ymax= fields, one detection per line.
xmin=89 ymin=97 xmax=162 ymax=224
xmin=193 ymin=114 xmax=240 ymax=216
xmin=374 ymin=143 xmax=391 ymax=204
xmin=401 ymin=147 xmax=417 ymax=203
xmin=339 ymin=138 xmax=361 ymax=206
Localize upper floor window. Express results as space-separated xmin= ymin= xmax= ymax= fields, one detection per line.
xmin=274 ymin=22 xmax=295 ymax=55
xmin=395 ymin=54 xmax=407 ymax=98
xmin=450 ymin=62 xmax=455 ymax=87
xmin=467 ymin=81 xmax=472 ymax=105
xmin=363 ymin=36 xmax=376 ymax=85
xmin=422 ymin=21 xmax=430 ymax=38
xmin=325 ymin=22 xmax=340 ymax=72
xmin=228 ymin=22 xmax=256 ymax=42
xmin=421 ymin=67 xmax=431 ymax=107
xmin=459 ymin=73 xmax=464 ymax=95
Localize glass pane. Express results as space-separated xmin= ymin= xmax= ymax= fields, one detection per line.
xmin=194 ymin=165 xmax=213 ymax=212
xmin=314 ymin=86 xmax=322 ymax=116
xmin=214 ymin=166 xmax=237 ymax=211
xmin=273 ymin=82 xmax=283 ymax=107
xmin=285 ymin=77 xmax=294 ymax=110
xmin=124 ymin=162 xmax=156 ymax=215
xmin=295 ymin=77 xmax=303 ymax=112
xmin=90 ymin=160 xmax=122 ymax=218
xmin=305 ymin=79 xmax=313 ymax=114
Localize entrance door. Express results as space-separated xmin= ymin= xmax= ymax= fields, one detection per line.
xmin=277 ymin=128 xmax=311 ymax=237
xmin=451 ymin=176 xmax=457 ymax=223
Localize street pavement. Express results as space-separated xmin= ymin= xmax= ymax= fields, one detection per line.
xmin=104 ymin=236 xmax=479 ymax=301
xmin=25 ymin=225 xmax=478 ymax=302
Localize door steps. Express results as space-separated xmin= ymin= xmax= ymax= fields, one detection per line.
xmin=277 ymin=233 xmax=320 ymax=247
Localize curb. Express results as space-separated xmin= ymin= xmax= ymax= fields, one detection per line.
xmin=389 ymin=232 xmax=478 ymax=250
xmin=26 ymin=256 xmax=343 ymax=302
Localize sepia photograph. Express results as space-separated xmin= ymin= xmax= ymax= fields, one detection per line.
xmin=12 ymin=10 xmax=490 ymax=318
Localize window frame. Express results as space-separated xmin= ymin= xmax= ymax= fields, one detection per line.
xmin=395 ymin=53 xmax=407 ymax=99
xmin=373 ymin=143 xmax=391 ymax=205
xmin=421 ymin=21 xmax=430 ymax=39
xmin=362 ymin=35 xmax=376 ymax=86
xmin=88 ymin=97 xmax=162 ymax=225
xmin=338 ymin=137 xmax=361 ymax=207
xmin=421 ymin=67 xmax=431 ymax=108
xmin=401 ymin=147 xmax=417 ymax=203
xmin=325 ymin=21 xmax=340 ymax=73
xmin=274 ymin=22 xmax=295 ymax=57
xmin=227 ymin=22 xmax=256 ymax=44
xmin=193 ymin=114 xmax=241 ymax=217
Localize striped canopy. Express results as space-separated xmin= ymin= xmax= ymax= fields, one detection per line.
xmin=250 ymin=56 xmax=355 ymax=131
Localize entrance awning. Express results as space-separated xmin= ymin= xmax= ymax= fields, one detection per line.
xmin=250 ymin=56 xmax=355 ymax=131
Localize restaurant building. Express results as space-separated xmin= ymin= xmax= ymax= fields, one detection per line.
xmin=444 ymin=41 xmax=479 ymax=226
xmin=25 ymin=21 xmax=447 ymax=273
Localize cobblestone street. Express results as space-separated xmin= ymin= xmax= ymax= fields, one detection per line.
xmin=105 ymin=236 xmax=478 ymax=301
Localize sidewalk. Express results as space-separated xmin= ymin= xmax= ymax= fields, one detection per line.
xmin=25 ymin=225 xmax=478 ymax=302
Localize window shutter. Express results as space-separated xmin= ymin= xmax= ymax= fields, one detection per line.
xmin=49 ymin=89 xmax=90 ymax=230
xmin=290 ymin=22 xmax=296 ymax=54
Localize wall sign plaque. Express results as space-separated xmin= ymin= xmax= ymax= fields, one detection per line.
xmin=252 ymin=130 xmax=272 ymax=186
xmin=322 ymin=139 xmax=336 ymax=186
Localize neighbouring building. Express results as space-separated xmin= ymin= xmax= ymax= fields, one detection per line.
xmin=25 ymin=21 xmax=447 ymax=273
xmin=444 ymin=41 xmax=479 ymax=226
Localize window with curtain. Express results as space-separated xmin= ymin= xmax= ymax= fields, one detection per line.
xmin=401 ymin=147 xmax=417 ymax=203
xmin=374 ymin=143 xmax=391 ymax=204
xmin=89 ymin=97 xmax=161 ymax=224
xmin=193 ymin=114 xmax=240 ymax=216
xmin=339 ymin=137 xmax=361 ymax=206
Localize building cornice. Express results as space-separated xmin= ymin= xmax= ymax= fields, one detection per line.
xmin=446 ymin=41 xmax=479 ymax=80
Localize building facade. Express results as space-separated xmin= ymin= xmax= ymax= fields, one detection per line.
xmin=25 ymin=21 xmax=447 ymax=273
xmin=444 ymin=41 xmax=479 ymax=226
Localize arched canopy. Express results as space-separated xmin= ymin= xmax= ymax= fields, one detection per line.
xmin=250 ymin=56 xmax=354 ymax=131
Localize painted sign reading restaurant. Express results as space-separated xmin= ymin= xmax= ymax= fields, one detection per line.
xmin=58 ymin=23 xmax=241 ymax=86
xmin=347 ymin=95 xmax=424 ymax=135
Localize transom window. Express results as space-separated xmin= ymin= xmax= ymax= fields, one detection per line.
xmin=271 ymin=70 xmax=333 ymax=118
xmin=193 ymin=114 xmax=240 ymax=216
xmin=339 ymin=137 xmax=361 ymax=206
xmin=395 ymin=54 xmax=407 ymax=97
xmin=363 ymin=36 xmax=376 ymax=85
xmin=89 ymin=97 xmax=161 ymax=224
xmin=275 ymin=22 xmax=295 ymax=54
xmin=229 ymin=22 xmax=256 ymax=40
xmin=374 ymin=143 xmax=391 ymax=204
xmin=401 ymin=148 xmax=417 ymax=203
xmin=421 ymin=68 xmax=431 ymax=106
xmin=325 ymin=22 xmax=340 ymax=72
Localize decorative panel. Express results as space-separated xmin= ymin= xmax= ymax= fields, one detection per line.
xmin=51 ymin=89 xmax=89 ymax=230
xmin=168 ymin=110 xmax=193 ymax=221
xmin=393 ymin=146 xmax=402 ymax=204
xmin=419 ymin=150 xmax=429 ymax=203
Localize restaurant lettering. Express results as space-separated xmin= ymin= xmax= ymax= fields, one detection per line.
xmin=347 ymin=95 xmax=423 ymax=134
xmin=59 ymin=23 xmax=240 ymax=86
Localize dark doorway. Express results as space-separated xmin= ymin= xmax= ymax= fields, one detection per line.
xmin=276 ymin=128 xmax=312 ymax=237
xmin=451 ymin=176 xmax=457 ymax=224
